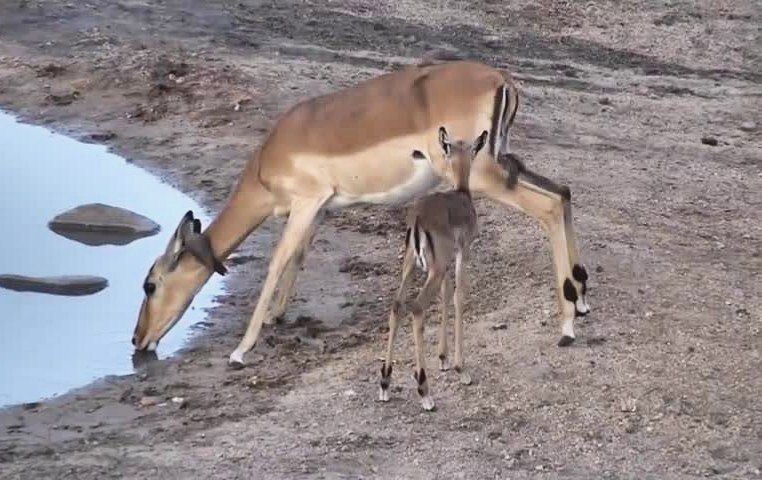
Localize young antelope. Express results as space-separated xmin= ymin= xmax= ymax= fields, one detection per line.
xmin=379 ymin=127 xmax=487 ymax=411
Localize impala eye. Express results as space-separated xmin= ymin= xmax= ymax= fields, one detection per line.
xmin=143 ymin=281 xmax=156 ymax=296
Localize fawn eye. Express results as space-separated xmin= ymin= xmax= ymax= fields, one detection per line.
xmin=143 ymin=281 xmax=156 ymax=296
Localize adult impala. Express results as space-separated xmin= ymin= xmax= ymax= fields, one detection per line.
xmin=131 ymin=61 xmax=590 ymax=366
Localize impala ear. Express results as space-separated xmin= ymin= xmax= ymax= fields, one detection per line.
xmin=184 ymin=234 xmax=227 ymax=276
xmin=438 ymin=126 xmax=451 ymax=156
xmin=166 ymin=210 xmax=195 ymax=258
xmin=165 ymin=211 xmax=226 ymax=275
xmin=472 ymin=130 xmax=488 ymax=156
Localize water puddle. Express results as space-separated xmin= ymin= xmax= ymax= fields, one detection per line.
xmin=0 ymin=112 xmax=222 ymax=407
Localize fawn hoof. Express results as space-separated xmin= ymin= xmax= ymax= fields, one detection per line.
xmin=378 ymin=387 xmax=390 ymax=402
xmin=558 ymin=335 xmax=576 ymax=347
xmin=228 ymin=349 xmax=246 ymax=367
xmin=439 ymin=356 xmax=451 ymax=371
xmin=420 ymin=395 xmax=436 ymax=411
xmin=459 ymin=371 xmax=472 ymax=385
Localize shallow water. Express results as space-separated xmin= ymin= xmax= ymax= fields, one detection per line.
xmin=0 ymin=112 xmax=222 ymax=406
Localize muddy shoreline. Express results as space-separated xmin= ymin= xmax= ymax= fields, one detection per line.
xmin=1 ymin=0 xmax=761 ymax=478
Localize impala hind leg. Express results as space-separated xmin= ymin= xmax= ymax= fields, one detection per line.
xmin=411 ymin=266 xmax=445 ymax=411
xmin=470 ymin=159 xmax=589 ymax=346
xmin=380 ymin=248 xmax=415 ymax=402
xmin=229 ymin=194 xmax=331 ymax=366
xmin=437 ymin=275 xmax=453 ymax=371
xmin=453 ymin=251 xmax=471 ymax=385
xmin=268 ymin=223 xmax=316 ymax=324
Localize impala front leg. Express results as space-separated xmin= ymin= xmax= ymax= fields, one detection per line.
xmin=229 ymin=194 xmax=331 ymax=366
xmin=470 ymin=158 xmax=589 ymax=346
xmin=268 ymin=223 xmax=316 ymax=324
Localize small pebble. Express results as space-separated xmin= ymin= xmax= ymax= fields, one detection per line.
xmin=701 ymin=136 xmax=718 ymax=146
xmin=139 ymin=396 xmax=161 ymax=408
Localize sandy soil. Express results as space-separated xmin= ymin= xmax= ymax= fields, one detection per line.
xmin=0 ymin=0 xmax=760 ymax=478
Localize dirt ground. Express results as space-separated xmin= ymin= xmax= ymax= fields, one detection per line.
xmin=0 ymin=0 xmax=760 ymax=478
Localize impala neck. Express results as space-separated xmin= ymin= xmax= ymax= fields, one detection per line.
xmin=202 ymin=183 xmax=264 ymax=261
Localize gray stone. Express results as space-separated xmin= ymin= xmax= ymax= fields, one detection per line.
xmin=740 ymin=121 xmax=757 ymax=132
xmin=0 ymin=274 xmax=108 ymax=296
xmin=49 ymin=203 xmax=160 ymax=246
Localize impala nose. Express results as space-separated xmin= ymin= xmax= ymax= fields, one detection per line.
xmin=131 ymin=335 xmax=138 ymax=347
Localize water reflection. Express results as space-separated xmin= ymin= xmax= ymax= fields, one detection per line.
xmin=0 ymin=112 xmax=221 ymax=406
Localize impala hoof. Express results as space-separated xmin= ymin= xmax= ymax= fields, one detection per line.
xmin=558 ymin=335 xmax=576 ymax=347
xmin=575 ymin=299 xmax=590 ymax=316
xmin=439 ymin=356 xmax=451 ymax=371
xmin=420 ymin=396 xmax=436 ymax=411
xmin=228 ymin=350 xmax=246 ymax=368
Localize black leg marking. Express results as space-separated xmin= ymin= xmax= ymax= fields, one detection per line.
xmin=563 ymin=279 xmax=578 ymax=303
xmin=424 ymin=230 xmax=435 ymax=259
xmin=413 ymin=222 xmax=420 ymax=255
xmin=573 ymin=264 xmax=588 ymax=295
xmin=565 ymin=278 xmax=588 ymax=316
xmin=380 ymin=362 xmax=392 ymax=390
xmin=572 ymin=264 xmax=588 ymax=283
xmin=415 ymin=369 xmax=427 ymax=396
xmin=558 ymin=335 xmax=575 ymax=347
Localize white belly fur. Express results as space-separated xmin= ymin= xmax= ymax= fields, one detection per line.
xmin=327 ymin=157 xmax=441 ymax=208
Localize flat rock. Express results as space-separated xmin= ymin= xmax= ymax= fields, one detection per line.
xmin=48 ymin=203 xmax=160 ymax=246
xmin=0 ymin=274 xmax=108 ymax=296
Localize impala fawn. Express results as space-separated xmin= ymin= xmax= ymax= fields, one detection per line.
xmin=379 ymin=127 xmax=487 ymax=411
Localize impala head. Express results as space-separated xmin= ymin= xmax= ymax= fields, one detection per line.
xmin=438 ymin=127 xmax=488 ymax=191
xmin=132 ymin=211 xmax=226 ymax=351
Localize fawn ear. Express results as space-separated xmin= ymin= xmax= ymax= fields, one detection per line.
xmin=438 ymin=126 xmax=451 ymax=156
xmin=472 ymin=130 xmax=488 ymax=156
